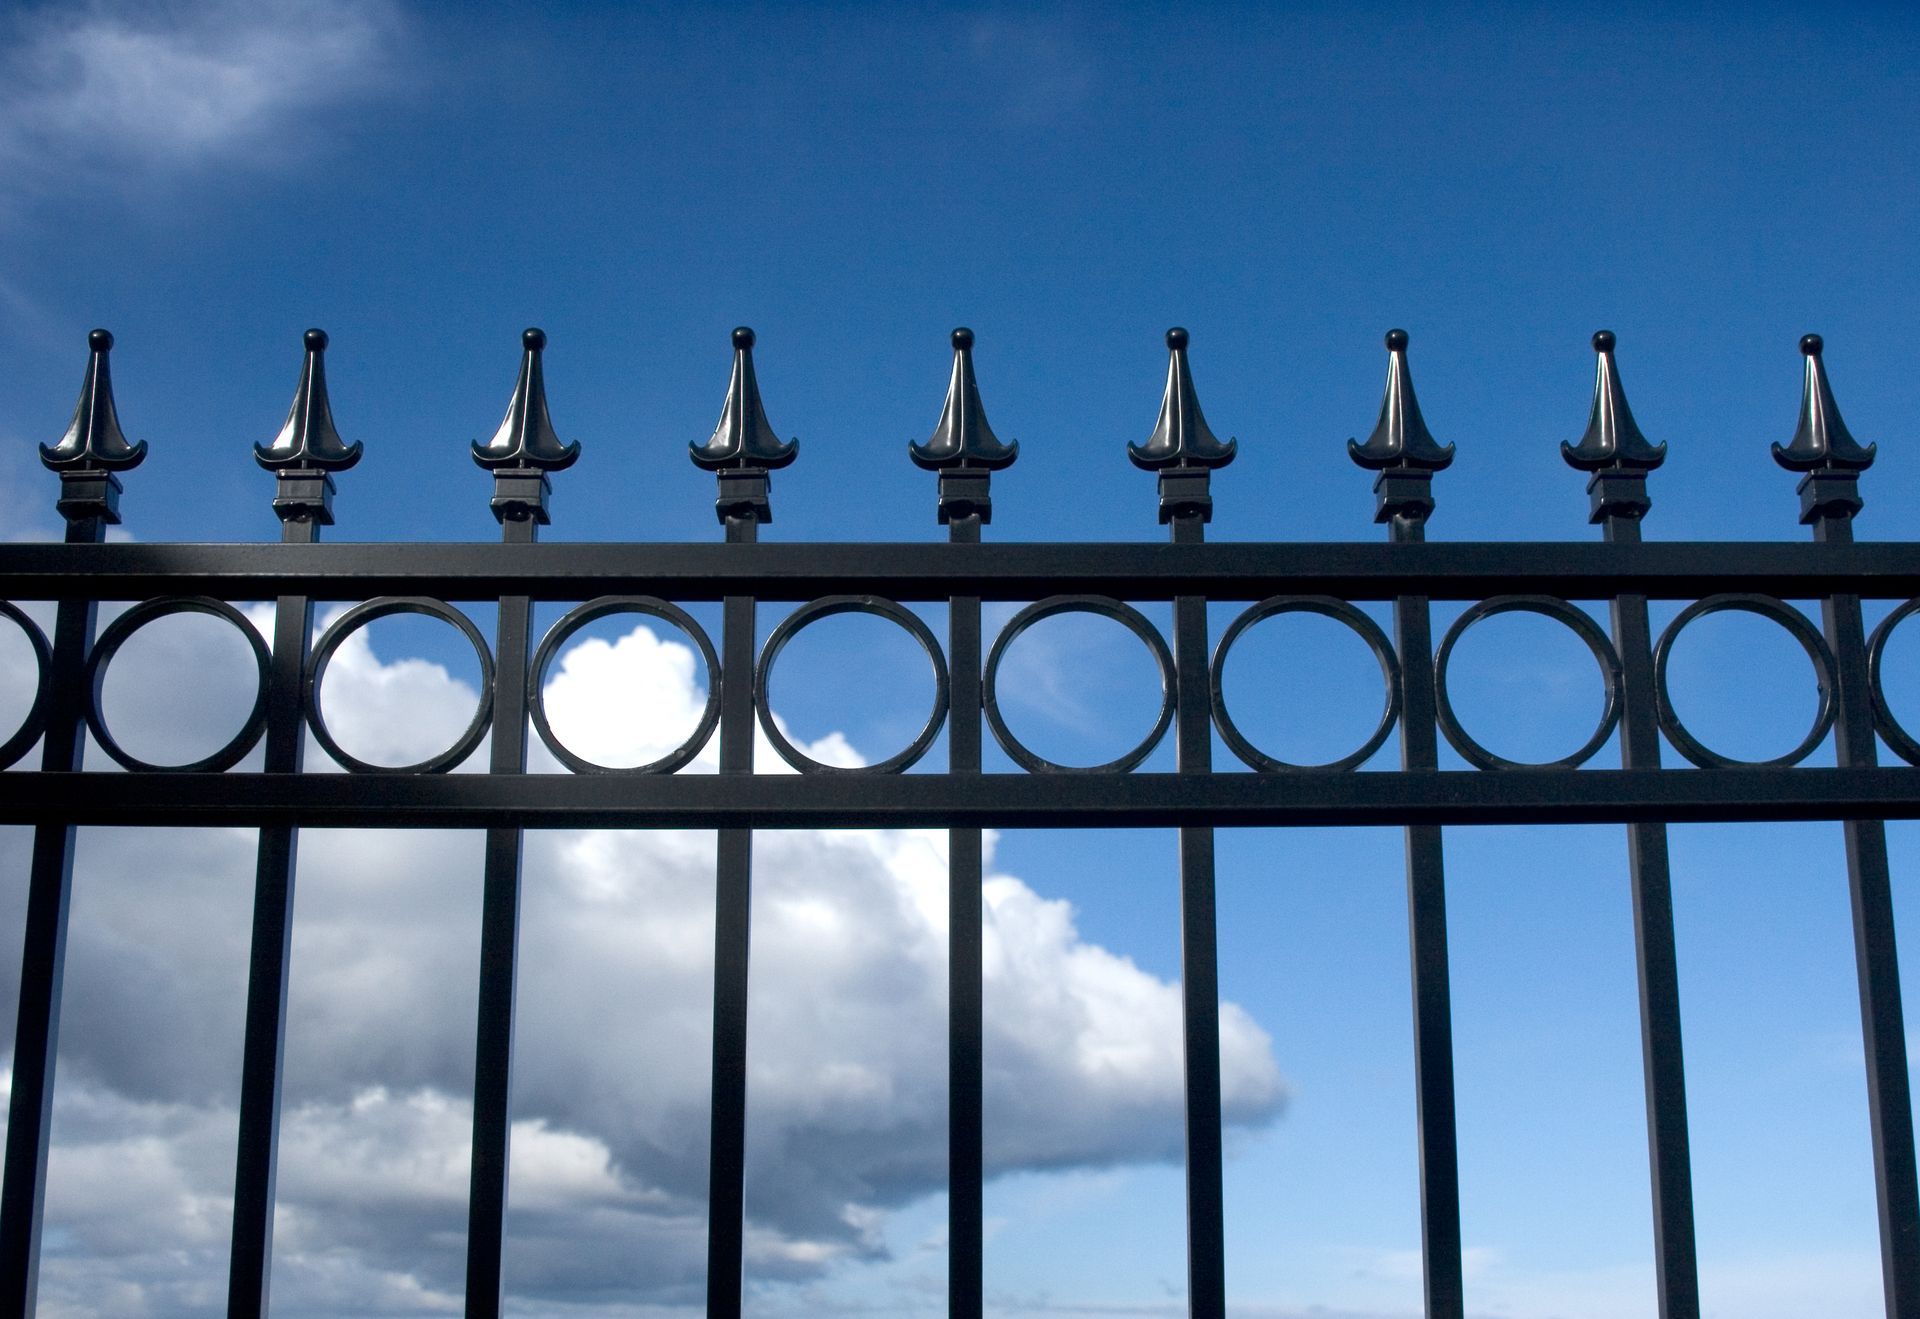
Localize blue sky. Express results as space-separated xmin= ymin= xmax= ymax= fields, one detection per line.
xmin=1 ymin=1 xmax=1919 ymax=1315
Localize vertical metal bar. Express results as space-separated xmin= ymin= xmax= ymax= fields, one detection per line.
xmin=1388 ymin=513 xmax=1464 ymax=1319
xmin=227 ymin=513 xmax=320 ymax=1318
xmin=947 ymin=512 xmax=985 ymax=1319
xmin=1599 ymin=516 xmax=1700 ymax=1319
xmin=0 ymin=514 xmax=105 ymax=1315
xmin=707 ymin=512 xmax=758 ymax=1319
xmin=466 ymin=513 xmax=538 ymax=1318
xmin=1813 ymin=516 xmax=1920 ymax=1315
xmin=1169 ymin=511 xmax=1226 ymax=1319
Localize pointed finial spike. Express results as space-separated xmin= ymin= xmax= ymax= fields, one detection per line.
xmin=1129 ymin=326 xmax=1235 ymax=471
xmin=257 ymin=327 xmax=362 ymax=471
xmin=1348 ymin=327 xmax=1454 ymax=471
xmin=910 ymin=326 xmax=1017 ymax=471
xmin=473 ymin=326 xmax=580 ymax=471
xmin=691 ymin=326 xmax=797 ymax=470
xmin=1561 ymin=329 xmax=1665 ymax=472
xmin=42 ymin=327 xmax=147 ymax=471
xmin=1773 ymin=332 xmax=1875 ymax=473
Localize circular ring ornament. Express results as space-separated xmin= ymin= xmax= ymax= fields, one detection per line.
xmin=84 ymin=596 xmax=271 ymax=773
xmin=1209 ymin=596 xmax=1402 ymax=773
xmin=983 ymin=595 xmax=1175 ymax=774
xmin=755 ymin=595 xmax=950 ymax=774
xmin=1866 ymin=597 xmax=1920 ymax=765
xmin=306 ymin=597 xmax=495 ymax=774
xmin=1434 ymin=595 xmax=1623 ymax=771
xmin=0 ymin=601 xmax=53 ymax=770
xmin=1653 ymin=593 xmax=1836 ymax=769
xmin=528 ymin=596 xmax=722 ymax=775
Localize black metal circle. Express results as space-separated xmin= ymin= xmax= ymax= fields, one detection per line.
xmin=1653 ymin=593 xmax=1837 ymax=769
xmin=755 ymin=596 xmax=950 ymax=775
xmin=1434 ymin=596 xmax=1623 ymax=771
xmin=0 ymin=601 xmax=53 ymax=770
xmin=84 ymin=596 xmax=271 ymax=773
xmin=983 ymin=595 xmax=1176 ymax=775
xmin=306 ymin=598 xmax=495 ymax=774
xmin=1866 ymin=598 xmax=1920 ymax=766
xmin=1209 ymin=596 xmax=1401 ymax=773
xmin=528 ymin=596 xmax=722 ymax=775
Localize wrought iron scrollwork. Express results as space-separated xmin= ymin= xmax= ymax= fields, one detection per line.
xmin=1652 ymin=594 xmax=1837 ymax=769
xmin=0 ymin=602 xmax=52 ymax=770
xmin=305 ymin=598 xmax=496 ymax=774
xmin=1433 ymin=596 xmax=1623 ymax=771
xmin=83 ymin=597 xmax=272 ymax=773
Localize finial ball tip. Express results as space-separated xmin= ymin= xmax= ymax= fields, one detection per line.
xmin=88 ymin=328 xmax=113 ymax=352
xmin=951 ymin=326 xmax=974 ymax=350
xmin=522 ymin=327 xmax=546 ymax=350
xmin=732 ymin=326 xmax=755 ymax=349
xmin=1800 ymin=333 xmax=1823 ymax=356
xmin=1385 ymin=328 xmax=1409 ymax=351
xmin=1165 ymin=326 xmax=1189 ymax=350
xmin=1592 ymin=329 xmax=1615 ymax=352
xmin=304 ymin=327 xmax=329 ymax=351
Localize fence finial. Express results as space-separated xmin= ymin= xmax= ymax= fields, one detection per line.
xmin=1349 ymin=329 xmax=1451 ymax=525
xmin=42 ymin=329 xmax=147 ymax=473
xmin=1773 ymin=334 xmax=1874 ymax=473
xmin=912 ymin=327 xmax=1018 ymax=472
xmin=1348 ymin=329 xmax=1454 ymax=472
xmin=43 ymin=328 xmax=145 ymax=525
xmin=475 ymin=328 xmax=576 ymax=528
xmin=1132 ymin=327 xmax=1234 ymax=525
xmin=1562 ymin=331 xmax=1664 ymax=524
xmin=473 ymin=328 xmax=580 ymax=471
xmin=1774 ymin=334 xmax=1874 ymax=524
xmin=691 ymin=326 xmax=797 ymax=471
xmin=258 ymin=329 xmax=363 ymax=472
xmin=911 ymin=328 xmax=1016 ymax=526
xmin=1130 ymin=327 xmax=1236 ymax=472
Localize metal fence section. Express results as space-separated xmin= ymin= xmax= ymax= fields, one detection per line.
xmin=1 ymin=323 xmax=1917 ymax=1319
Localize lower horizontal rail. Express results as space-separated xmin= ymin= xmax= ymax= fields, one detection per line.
xmin=0 ymin=766 xmax=1916 ymax=829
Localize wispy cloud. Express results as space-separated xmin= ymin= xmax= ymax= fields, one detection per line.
xmin=0 ymin=0 xmax=406 ymax=197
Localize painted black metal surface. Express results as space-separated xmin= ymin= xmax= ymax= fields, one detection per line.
xmin=0 ymin=325 xmax=1914 ymax=1319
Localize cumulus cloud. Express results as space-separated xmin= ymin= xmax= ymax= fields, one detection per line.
xmin=0 ymin=610 xmax=1285 ymax=1314
xmin=0 ymin=0 xmax=406 ymax=194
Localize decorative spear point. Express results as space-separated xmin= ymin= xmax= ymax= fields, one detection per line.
xmin=1347 ymin=328 xmax=1455 ymax=472
xmin=1772 ymin=332 xmax=1875 ymax=473
xmin=257 ymin=327 xmax=363 ymax=472
xmin=1561 ymin=329 xmax=1666 ymax=472
xmin=910 ymin=325 xmax=1018 ymax=472
xmin=473 ymin=326 xmax=580 ymax=471
xmin=41 ymin=327 xmax=148 ymax=472
xmin=1129 ymin=325 xmax=1236 ymax=471
xmin=691 ymin=325 xmax=797 ymax=471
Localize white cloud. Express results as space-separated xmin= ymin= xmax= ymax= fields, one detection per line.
xmin=0 ymin=0 xmax=406 ymax=193
xmin=0 ymin=613 xmax=1286 ymax=1313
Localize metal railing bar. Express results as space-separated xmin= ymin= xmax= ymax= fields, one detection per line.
xmin=0 ymin=512 xmax=105 ymax=1316
xmin=946 ymin=511 xmax=985 ymax=1319
xmin=2 ymin=767 xmax=1918 ymax=829
xmin=5 ymin=540 xmax=1920 ymax=603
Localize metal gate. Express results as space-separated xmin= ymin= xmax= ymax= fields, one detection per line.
xmin=0 ymin=322 xmax=1914 ymax=1318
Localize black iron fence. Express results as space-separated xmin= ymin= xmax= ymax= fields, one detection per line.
xmin=0 ymin=323 xmax=1915 ymax=1319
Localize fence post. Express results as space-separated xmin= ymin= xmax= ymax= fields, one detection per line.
xmin=1349 ymin=329 xmax=1464 ymax=1319
xmin=910 ymin=326 xmax=1016 ymax=1319
xmin=0 ymin=330 xmax=144 ymax=1315
xmin=230 ymin=329 xmax=363 ymax=1317
xmin=463 ymin=329 xmax=581 ymax=1317
xmin=1774 ymin=335 xmax=1920 ymax=1317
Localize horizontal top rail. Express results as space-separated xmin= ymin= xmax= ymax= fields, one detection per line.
xmin=2 ymin=539 xmax=1918 ymax=602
